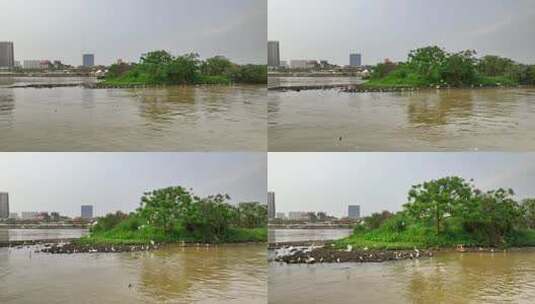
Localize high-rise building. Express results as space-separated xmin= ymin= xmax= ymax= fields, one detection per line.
xmin=0 ymin=42 xmax=15 ymax=68
xmin=83 ymin=54 xmax=95 ymax=67
xmin=348 ymin=205 xmax=361 ymax=219
xmin=81 ymin=205 xmax=94 ymax=219
xmin=267 ymin=41 xmax=280 ymax=67
xmin=0 ymin=192 xmax=9 ymax=219
xmin=267 ymin=191 xmax=276 ymax=219
xmin=349 ymin=53 xmax=362 ymax=67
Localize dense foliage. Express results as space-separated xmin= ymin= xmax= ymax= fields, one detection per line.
xmin=89 ymin=186 xmax=267 ymax=243
xmin=367 ymin=46 xmax=535 ymax=88
xmin=337 ymin=177 xmax=535 ymax=249
xmin=104 ymin=50 xmax=267 ymax=85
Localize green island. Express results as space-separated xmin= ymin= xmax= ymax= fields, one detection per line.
xmin=101 ymin=50 xmax=267 ymax=86
xmin=363 ymin=46 xmax=535 ymax=89
xmin=334 ymin=176 xmax=535 ymax=250
xmin=75 ymin=186 xmax=267 ymax=247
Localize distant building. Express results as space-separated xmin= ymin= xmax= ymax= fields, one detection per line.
xmin=268 ymin=192 xmax=276 ymax=219
xmin=21 ymin=211 xmax=39 ymax=220
xmin=83 ymin=54 xmax=95 ymax=67
xmin=288 ymin=211 xmax=309 ymax=221
xmin=50 ymin=212 xmax=61 ymax=222
xmin=267 ymin=41 xmax=280 ymax=67
xmin=275 ymin=212 xmax=286 ymax=220
xmin=350 ymin=53 xmax=362 ymax=67
xmin=14 ymin=60 xmax=21 ymax=68
xmin=0 ymin=192 xmax=9 ymax=218
xmin=9 ymin=212 xmax=18 ymax=219
xmin=348 ymin=205 xmax=361 ymax=219
xmin=290 ymin=60 xmax=307 ymax=69
xmin=81 ymin=205 xmax=94 ymax=219
xmin=0 ymin=42 xmax=15 ymax=68
xmin=279 ymin=60 xmax=288 ymax=68
xmin=23 ymin=60 xmax=43 ymax=69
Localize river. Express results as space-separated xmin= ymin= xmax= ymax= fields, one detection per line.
xmin=268 ymin=77 xmax=535 ymax=151
xmin=270 ymin=249 xmax=535 ymax=304
xmin=0 ymin=77 xmax=266 ymax=151
xmin=0 ymin=228 xmax=88 ymax=241
xmin=0 ymin=244 xmax=266 ymax=304
xmin=269 ymin=229 xmax=353 ymax=243
xmin=268 ymin=76 xmax=364 ymax=88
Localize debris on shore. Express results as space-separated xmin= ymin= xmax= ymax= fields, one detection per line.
xmin=40 ymin=242 xmax=160 ymax=254
xmin=273 ymin=245 xmax=433 ymax=264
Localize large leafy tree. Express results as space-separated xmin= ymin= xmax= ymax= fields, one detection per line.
xmin=404 ymin=176 xmax=474 ymax=235
xmin=442 ymin=50 xmax=478 ymax=86
xmin=138 ymin=186 xmax=196 ymax=233
xmin=522 ymin=198 xmax=535 ymax=229
xmin=407 ymin=46 xmax=448 ymax=82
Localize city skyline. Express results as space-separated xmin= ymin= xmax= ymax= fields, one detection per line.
xmin=268 ymin=153 xmax=535 ymax=218
xmin=0 ymin=153 xmax=267 ymax=217
xmin=0 ymin=0 xmax=266 ymax=66
xmin=268 ymin=0 xmax=535 ymax=65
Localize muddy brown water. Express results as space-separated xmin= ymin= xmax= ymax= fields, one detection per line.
xmin=269 ymin=249 xmax=535 ymax=304
xmin=0 ymin=77 xmax=267 ymax=151
xmin=0 ymin=244 xmax=266 ymax=304
xmin=268 ymin=83 xmax=535 ymax=151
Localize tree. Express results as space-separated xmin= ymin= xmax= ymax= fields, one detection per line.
xmin=140 ymin=50 xmax=174 ymax=65
xmin=407 ymin=46 xmax=448 ymax=82
xmin=138 ymin=186 xmax=195 ymax=233
xmin=364 ymin=210 xmax=393 ymax=230
xmin=462 ymin=189 xmax=523 ymax=245
xmin=201 ymin=56 xmax=234 ymax=76
xmin=522 ymin=198 xmax=535 ymax=229
xmin=404 ymin=176 xmax=474 ymax=235
xmin=237 ymin=202 xmax=267 ymax=228
xmin=441 ymin=50 xmax=478 ymax=86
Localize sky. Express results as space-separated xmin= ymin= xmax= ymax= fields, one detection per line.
xmin=268 ymin=153 xmax=535 ymax=218
xmin=0 ymin=153 xmax=266 ymax=217
xmin=0 ymin=0 xmax=266 ymax=65
xmin=268 ymin=0 xmax=535 ymax=65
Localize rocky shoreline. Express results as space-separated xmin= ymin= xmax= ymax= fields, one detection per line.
xmin=40 ymin=242 xmax=161 ymax=254
xmin=269 ymin=83 xmax=525 ymax=93
xmin=273 ymin=245 xmax=433 ymax=264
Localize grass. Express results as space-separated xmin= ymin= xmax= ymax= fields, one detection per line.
xmin=77 ymin=223 xmax=267 ymax=247
xmin=332 ymin=220 xmax=535 ymax=251
xmin=363 ymin=68 xmax=520 ymax=89
xmin=101 ymin=74 xmax=233 ymax=87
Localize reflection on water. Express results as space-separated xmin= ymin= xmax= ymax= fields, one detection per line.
xmin=268 ymin=87 xmax=535 ymax=151
xmin=269 ymin=249 xmax=535 ymax=304
xmin=269 ymin=229 xmax=353 ymax=243
xmin=0 ymin=244 xmax=266 ymax=304
xmin=0 ymin=77 xmax=266 ymax=151
xmin=0 ymin=229 xmax=88 ymax=242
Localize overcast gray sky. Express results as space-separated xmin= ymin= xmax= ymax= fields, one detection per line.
xmin=0 ymin=153 xmax=266 ymax=217
xmin=0 ymin=0 xmax=266 ymax=65
xmin=268 ymin=0 xmax=535 ymax=65
xmin=268 ymin=153 xmax=535 ymax=218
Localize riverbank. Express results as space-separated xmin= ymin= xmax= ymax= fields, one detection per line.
xmin=268 ymin=82 xmax=529 ymax=93
xmin=273 ymin=245 xmax=434 ymax=264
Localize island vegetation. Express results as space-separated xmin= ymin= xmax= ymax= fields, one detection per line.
xmin=76 ymin=186 xmax=267 ymax=247
xmin=335 ymin=176 xmax=535 ymax=250
xmin=364 ymin=46 xmax=535 ymax=89
xmin=102 ymin=50 xmax=267 ymax=86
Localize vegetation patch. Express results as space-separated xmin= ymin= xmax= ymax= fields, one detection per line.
xmin=335 ymin=177 xmax=535 ymax=250
xmin=79 ymin=186 xmax=267 ymax=247
xmin=102 ymin=51 xmax=267 ymax=86
xmin=364 ymin=46 xmax=535 ymax=89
